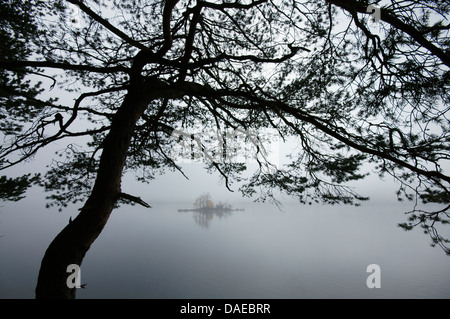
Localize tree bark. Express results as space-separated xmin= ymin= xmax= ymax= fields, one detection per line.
xmin=34 ymin=0 xmax=181 ymax=294
xmin=35 ymin=78 xmax=154 ymax=299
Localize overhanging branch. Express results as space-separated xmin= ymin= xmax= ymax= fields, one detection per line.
xmin=170 ymin=81 xmax=450 ymax=185
xmin=0 ymin=60 xmax=129 ymax=74
xmin=326 ymin=0 xmax=450 ymax=68
xmin=117 ymin=192 xmax=151 ymax=208
xmin=66 ymin=0 xmax=147 ymax=50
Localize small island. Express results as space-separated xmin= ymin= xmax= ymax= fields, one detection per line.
xmin=178 ymin=193 xmax=244 ymax=213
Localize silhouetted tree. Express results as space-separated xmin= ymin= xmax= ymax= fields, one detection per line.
xmin=1 ymin=0 xmax=449 ymax=297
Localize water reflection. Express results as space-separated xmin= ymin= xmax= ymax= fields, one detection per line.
xmin=178 ymin=193 xmax=244 ymax=228
xmin=179 ymin=207 xmax=234 ymax=228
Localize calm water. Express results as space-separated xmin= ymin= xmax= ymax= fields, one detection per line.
xmin=1 ymin=198 xmax=449 ymax=299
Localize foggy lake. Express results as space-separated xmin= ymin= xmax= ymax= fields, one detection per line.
xmin=1 ymin=183 xmax=449 ymax=299
xmin=2 ymin=0 xmax=450 ymax=301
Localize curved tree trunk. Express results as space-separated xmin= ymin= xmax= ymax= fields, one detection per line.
xmin=35 ymin=78 xmax=153 ymax=299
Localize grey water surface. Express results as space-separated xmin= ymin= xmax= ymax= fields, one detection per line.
xmin=1 ymin=194 xmax=449 ymax=299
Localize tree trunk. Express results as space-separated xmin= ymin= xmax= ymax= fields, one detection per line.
xmin=35 ymin=78 xmax=153 ymax=299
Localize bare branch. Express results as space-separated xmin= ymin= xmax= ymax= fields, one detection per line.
xmin=118 ymin=192 xmax=151 ymax=208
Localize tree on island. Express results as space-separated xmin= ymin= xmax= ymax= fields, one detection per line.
xmin=1 ymin=0 xmax=450 ymax=298
xmin=192 ymin=193 xmax=231 ymax=210
xmin=193 ymin=193 xmax=214 ymax=209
